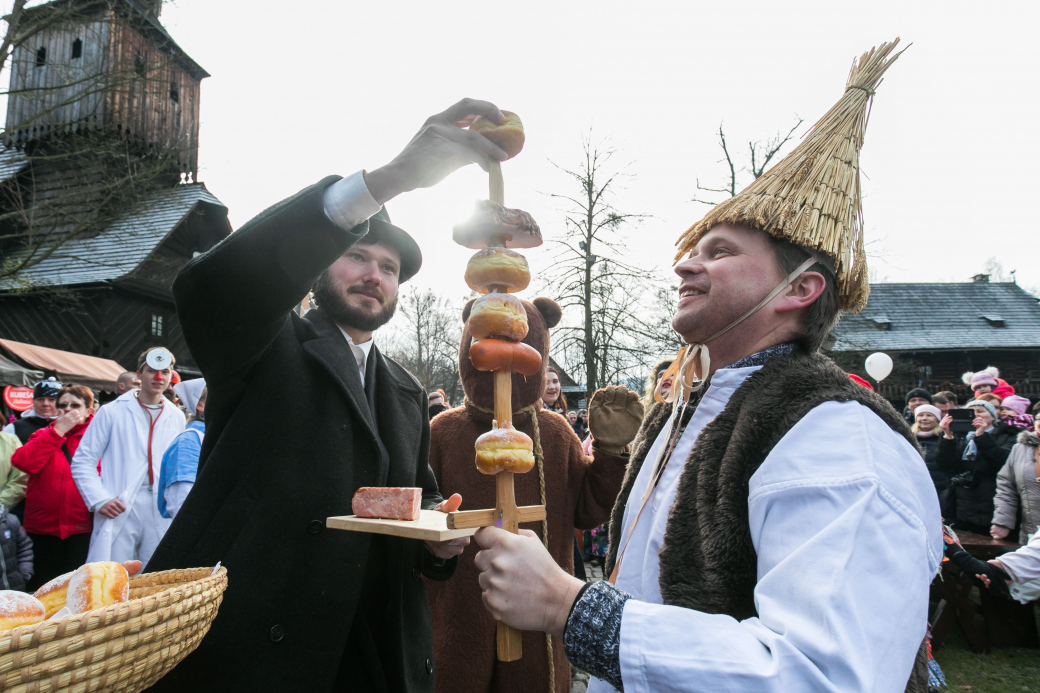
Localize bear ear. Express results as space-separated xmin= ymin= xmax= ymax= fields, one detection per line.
xmin=462 ymin=298 xmax=477 ymax=324
xmin=532 ymin=297 xmax=562 ymax=328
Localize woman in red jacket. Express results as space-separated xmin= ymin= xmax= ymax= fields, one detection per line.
xmin=12 ymin=386 xmax=95 ymax=590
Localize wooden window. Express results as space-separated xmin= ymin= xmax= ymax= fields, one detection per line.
xmin=170 ymin=81 xmax=179 ymax=103
xmin=35 ymin=46 xmax=46 ymax=66
xmin=71 ymin=38 xmax=82 ymax=59
xmin=134 ymin=54 xmax=146 ymax=77
xmin=150 ymin=314 xmax=164 ymax=337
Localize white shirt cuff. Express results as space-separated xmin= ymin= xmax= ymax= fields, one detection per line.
xmin=323 ymin=170 xmax=382 ymax=231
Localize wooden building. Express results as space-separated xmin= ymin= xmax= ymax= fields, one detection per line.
xmin=0 ymin=0 xmax=229 ymax=378
xmin=826 ymin=278 xmax=1040 ymax=406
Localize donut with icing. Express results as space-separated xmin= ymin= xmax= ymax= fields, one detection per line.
xmin=474 ymin=420 xmax=535 ymax=474
xmin=453 ymin=200 xmax=542 ymax=250
xmin=467 ymin=293 xmax=529 ymax=342
xmin=465 ymin=247 xmax=531 ymax=294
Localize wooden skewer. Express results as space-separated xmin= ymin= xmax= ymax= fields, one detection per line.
xmin=489 ymin=160 xmax=504 ymax=206
xmin=492 ymin=366 xmax=523 ymax=661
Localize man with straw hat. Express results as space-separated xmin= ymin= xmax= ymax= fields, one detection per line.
xmin=471 ymin=39 xmax=942 ymax=692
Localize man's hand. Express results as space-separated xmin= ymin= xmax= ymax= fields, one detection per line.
xmin=98 ymin=498 xmax=126 ymax=519
xmin=364 ymin=99 xmax=509 ymax=205
xmin=589 ymin=385 xmax=644 ymax=455
xmin=991 ymin=524 xmax=1011 ymax=540
xmin=424 ymin=493 xmax=469 ymax=560
xmin=940 ymin=414 xmax=954 ymax=439
xmin=473 ymin=526 xmax=585 ymax=639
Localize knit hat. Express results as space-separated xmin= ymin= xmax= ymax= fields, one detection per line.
xmin=914 ymin=404 xmax=942 ymax=422
xmin=966 ymin=400 xmax=998 ymax=421
xmin=1001 ymin=395 xmax=1031 ymax=416
xmin=962 ymin=367 xmax=999 ymax=391
xmin=674 ymin=40 xmax=905 ymax=312
xmin=905 ymin=388 xmax=932 ymax=406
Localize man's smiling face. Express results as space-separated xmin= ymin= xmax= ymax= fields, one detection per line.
xmin=671 ymin=224 xmax=787 ymax=344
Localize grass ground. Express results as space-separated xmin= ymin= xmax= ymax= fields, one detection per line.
xmin=935 ymin=621 xmax=1040 ymax=691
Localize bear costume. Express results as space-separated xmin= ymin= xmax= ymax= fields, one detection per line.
xmin=425 ymin=297 xmax=628 ymax=693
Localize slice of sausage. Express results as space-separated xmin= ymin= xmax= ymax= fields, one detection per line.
xmin=469 ymin=339 xmax=542 ymax=376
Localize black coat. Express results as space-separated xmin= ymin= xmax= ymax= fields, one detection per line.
xmin=936 ymin=423 xmax=1017 ymax=529
xmin=146 ymin=177 xmax=452 ymax=693
xmin=915 ymin=433 xmax=948 ymax=494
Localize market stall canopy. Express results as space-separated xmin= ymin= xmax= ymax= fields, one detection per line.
xmin=0 ymin=339 xmax=124 ymax=392
xmin=0 ymin=354 xmax=43 ymax=386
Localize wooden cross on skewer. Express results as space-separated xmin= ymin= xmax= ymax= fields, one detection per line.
xmin=443 ymin=159 xmax=546 ymax=662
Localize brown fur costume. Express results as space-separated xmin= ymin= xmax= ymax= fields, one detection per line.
xmin=426 ymin=297 xmax=627 ymax=693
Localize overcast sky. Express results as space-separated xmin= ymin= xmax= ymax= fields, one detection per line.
xmin=156 ymin=0 xmax=1039 ymax=301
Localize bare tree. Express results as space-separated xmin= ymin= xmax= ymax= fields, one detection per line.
xmin=382 ymin=287 xmax=466 ymax=405
xmin=543 ymin=135 xmax=678 ymax=399
xmin=691 ymin=117 xmax=803 ymax=205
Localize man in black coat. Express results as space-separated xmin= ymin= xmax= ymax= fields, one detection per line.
xmin=146 ymin=99 xmax=513 ymax=692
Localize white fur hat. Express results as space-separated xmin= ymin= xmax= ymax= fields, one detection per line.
xmin=914 ymin=404 xmax=942 ymax=422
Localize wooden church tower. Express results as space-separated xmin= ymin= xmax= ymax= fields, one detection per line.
xmin=0 ymin=0 xmax=231 ymax=384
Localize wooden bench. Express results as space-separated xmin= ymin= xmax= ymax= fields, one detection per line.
xmin=930 ymin=530 xmax=1038 ymax=652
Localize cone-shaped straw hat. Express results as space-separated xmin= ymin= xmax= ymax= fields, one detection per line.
xmin=674 ymin=39 xmax=905 ymax=312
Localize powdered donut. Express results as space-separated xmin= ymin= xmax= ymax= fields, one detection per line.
xmin=66 ymin=561 xmax=129 ymax=614
xmin=33 ymin=570 xmax=73 ymax=619
xmin=0 ymin=590 xmax=45 ymax=631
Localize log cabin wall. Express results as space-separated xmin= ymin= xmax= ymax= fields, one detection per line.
xmin=5 ymin=8 xmax=203 ymax=178
xmin=103 ymin=18 xmax=201 ymax=177
xmin=0 ymin=285 xmax=194 ymax=373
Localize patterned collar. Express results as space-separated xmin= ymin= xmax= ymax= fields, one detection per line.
xmin=724 ymin=342 xmax=798 ymax=370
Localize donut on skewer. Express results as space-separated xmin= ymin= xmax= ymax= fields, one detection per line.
xmin=468 ymin=293 xmax=529 ymax=342
xmin=474 ymin=420 xmax=535 ymax=475
xmin=453 ymin=200 xmax=542 ymax=250
xmin=469 ymin=111 xmax=525 ymax=160
xmin=465 ymin=247 xmax=530 ymax=294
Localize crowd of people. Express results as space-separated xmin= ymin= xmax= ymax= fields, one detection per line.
xmin=0 ymin=352 xmax=208 ymax=592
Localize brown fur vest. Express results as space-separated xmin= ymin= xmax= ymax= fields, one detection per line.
xmin=604 ymin=352 xmax=928 ymax=691
xmin=605 ymin=351 xmax=917 ymax=612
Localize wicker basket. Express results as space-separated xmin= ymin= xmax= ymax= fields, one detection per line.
xmin=0 ymin=566 xmax=227 ymax=693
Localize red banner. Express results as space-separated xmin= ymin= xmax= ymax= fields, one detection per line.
xmin=3 ymin=385 xmax=33 ymax=411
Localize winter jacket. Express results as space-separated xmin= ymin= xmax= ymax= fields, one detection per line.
xmin=2 ymin=411 xmax=53 ymax=444
xmin=11 ymin=417 xmax=94 ymax=538
xmin=0 ymin=433 xmax=27 ymax=511
xmin=992 ymin=431 xmax=1040 ymax=543
xmin=157 ymin=420 xmax=205 ymax=518
xmin=0 ymin=505 xmax=33 ymax=591
xmin=916 ymin=432 xmax=948 ymax=494
xmin=937 ymin=422 xmax=1018 ymax=528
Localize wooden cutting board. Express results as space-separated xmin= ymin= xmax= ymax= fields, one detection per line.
xmin=326 ymin=509 xmax=477 ymax=541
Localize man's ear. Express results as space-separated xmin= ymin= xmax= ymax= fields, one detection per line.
xmin=776 ymin=272 xmax=827 ymax=313
xmin=532 ymin=297 xmax=562 ymax=328
xmin=462 ymin=298 xmax=477 ymax=323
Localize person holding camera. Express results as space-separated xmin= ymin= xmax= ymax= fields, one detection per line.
xmin=938 ymin=400 xmax=1017 ymax=534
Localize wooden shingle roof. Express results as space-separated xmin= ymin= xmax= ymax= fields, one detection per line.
xmin=0 ymin=183 xmax=226 ymax=289
xmin=829 ymin=282 xmax=1040 ymax=352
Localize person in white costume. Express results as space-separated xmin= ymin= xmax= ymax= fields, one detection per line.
xmin=471 ymin=40 xmax=943 ymax=693
xmin=71 ymin=347 xmax=185 ymax=564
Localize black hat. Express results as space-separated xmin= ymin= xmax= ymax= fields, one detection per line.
xmin=33 ymin=377 xmax=63 ymax=399
xmin=905 ymin=388 xmax=932 ymax=405
xmin=356 ymin=207 xmax=422 ymax=283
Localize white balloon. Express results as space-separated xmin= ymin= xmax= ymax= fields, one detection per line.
xmin=865 ymin=352 xmax=893 ymax=382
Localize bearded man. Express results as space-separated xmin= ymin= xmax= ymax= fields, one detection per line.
xmin=146 ymin=99 xmax=513 ymax=693
xmin=471 ymin=41 xmax=942 ymax=692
